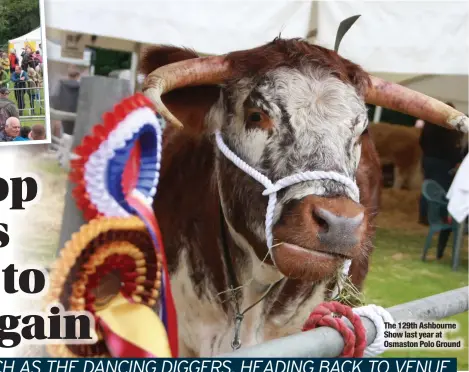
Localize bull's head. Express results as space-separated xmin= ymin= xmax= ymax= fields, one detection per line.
xmin=143 ymin=39 xmax=468 ymax=283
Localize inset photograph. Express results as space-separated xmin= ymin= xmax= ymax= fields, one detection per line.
xmin=0 ymin=0 xmax=48 ymax=145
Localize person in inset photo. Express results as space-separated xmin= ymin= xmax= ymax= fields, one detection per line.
xmin=0 ymin=87 xmax=19 ymax=133
xmin=27 ymin=66 xmax=39 ymax=111
xmin=0 ymin=116 xmax=21 ymax=142
xmin=29 ymin=124 xmax=46 ymax=140
xmin=21 ymin=45 xmax=35 ymax=71
xmin=0 ymin=52 xmax=9 ymax=73
xmin=13 ymin=126 xmax=31 ymax=142
xmin=0 ymin=65 xmax=9 ymax=89
xmin=10 ymin=65 xmax=29 ymax=115
xmin=33 ymin=50 xmax=43 ymax=65
xmin=9 ymin=49 xmax=18 ymax=74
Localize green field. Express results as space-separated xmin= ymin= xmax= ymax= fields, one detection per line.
xmin=16 ymin=159 xmax=469 ymax=364
xmin=364 ymin=228 xmax=468 ymax=368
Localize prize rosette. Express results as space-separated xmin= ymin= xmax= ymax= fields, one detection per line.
xmin=46 ymin=94 xmax=178 ymax=358
xmin=69 ymin=94 xmax=162 ymax=220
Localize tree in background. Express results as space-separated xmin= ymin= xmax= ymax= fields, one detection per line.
xmin=89 ymin=47 xmax=131 ymax=77
xmin=0 ymin=0 xmax=40 ymax=47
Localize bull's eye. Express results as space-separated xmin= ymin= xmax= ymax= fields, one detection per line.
xmin=249 ymin=112 xmax=262 ymax=122
xmin=245 ymin=108 xmax=273 ymax=130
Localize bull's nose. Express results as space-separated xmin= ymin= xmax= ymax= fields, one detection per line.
xmin=272 ymin=195 xmax=366 ymax=258
xmin=314 ymin=207 xmax=364 ymax=251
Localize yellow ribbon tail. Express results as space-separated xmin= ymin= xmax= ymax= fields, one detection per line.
xmin=96 ymin=293 xmax=172 ymax=358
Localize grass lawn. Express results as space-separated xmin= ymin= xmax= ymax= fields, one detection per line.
xmin=16 ymin=158 xmax=469 ymax=364
xmin=364 ymin=228 xmax=468 ymax=368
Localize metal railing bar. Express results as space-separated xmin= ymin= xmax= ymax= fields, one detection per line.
xmin=50 ymin=108 xmax=77 ymax=121
xmin=220 ymin=286 xmax=468 ymax=358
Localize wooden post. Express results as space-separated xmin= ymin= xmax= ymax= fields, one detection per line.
xmin=57 ymin=76 xmax=131 ymax=253
xmin=130 ymin=42 xmax=142 ymax=93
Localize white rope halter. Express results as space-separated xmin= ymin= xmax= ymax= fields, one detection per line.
xmin=214 ymin=130 xmax=360 ymax=276
xmin=214 ymin=130 xmax=396 ymax=357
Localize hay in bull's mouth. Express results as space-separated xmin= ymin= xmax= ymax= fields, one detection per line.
xmin=329 ymin=272 xmax=365 ymax=307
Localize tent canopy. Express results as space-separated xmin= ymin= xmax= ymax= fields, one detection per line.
xmin=316 ymin=1 xmax=468 ymax=75
xmin=9 ymin=27 xmax=42 ymax=44
xmin=44 ymin=0 xmax=468 ymax=111
xmin=45 ymin=1 xmax=312 ymax=54
xmin=45 ymin=0 xmax=468 ymax=75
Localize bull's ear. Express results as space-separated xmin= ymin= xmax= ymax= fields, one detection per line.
xmin=141 ymin=46 xmax=222 ymax=135
xmin=141 ymin=45 xmax=200 ymax=74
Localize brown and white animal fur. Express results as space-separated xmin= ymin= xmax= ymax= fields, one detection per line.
xmin=148 ymin=40 xmax=382 ymax=357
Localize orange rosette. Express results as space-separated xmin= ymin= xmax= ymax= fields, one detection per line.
xmin=45 ymin=216 xmax=172 ymax=358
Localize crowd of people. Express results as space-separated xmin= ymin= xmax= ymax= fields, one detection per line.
xmin=0 ymin=45 xmax=45 ymax=143
xmin=0 ymin=45 xmax=44 ymax=115
xmin=0 ymin=116 xmax=45 ymax=142
xmin=0 ymin=86 xmax=45 ymax=142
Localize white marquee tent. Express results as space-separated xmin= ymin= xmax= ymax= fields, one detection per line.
xmin=9 ymin=27 xmax=42 ymax=49
xmin=44 ymin=0 xmax=468 ymax=112
xmin=8 ymin=27 xmax=42 ymax=65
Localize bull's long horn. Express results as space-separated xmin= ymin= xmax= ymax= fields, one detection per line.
xmin=366 ymin=75 xmax=469 ymax=133
xmin=143 ymin=56 xmax=231 ymax=128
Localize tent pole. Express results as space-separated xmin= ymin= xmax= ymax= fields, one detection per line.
xmin=373 ymin=106 xmax=383 ymax=123
xmin=89 ymin=49 xmax=96 ymax=76
xmin=130 ymin=42 xmax=141 ymax=93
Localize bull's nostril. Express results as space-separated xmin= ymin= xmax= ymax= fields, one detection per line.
xmin=315 ymin=208 xmax=364 ymax=251
xmin=312 ymin=210 xmax=329 ymax=233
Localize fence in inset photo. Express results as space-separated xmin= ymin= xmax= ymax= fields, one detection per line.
xmin=8 ymin=86 xmax=46 ymax=118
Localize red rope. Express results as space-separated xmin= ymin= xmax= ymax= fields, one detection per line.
xmin=302 ymin=301 xmax=366 ymax=357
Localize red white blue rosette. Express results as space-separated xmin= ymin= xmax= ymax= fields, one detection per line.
xmin=68 ymin=93 xmax=179 ymax=357
xmin=71 ymin=94 xmax=163 ymax=218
